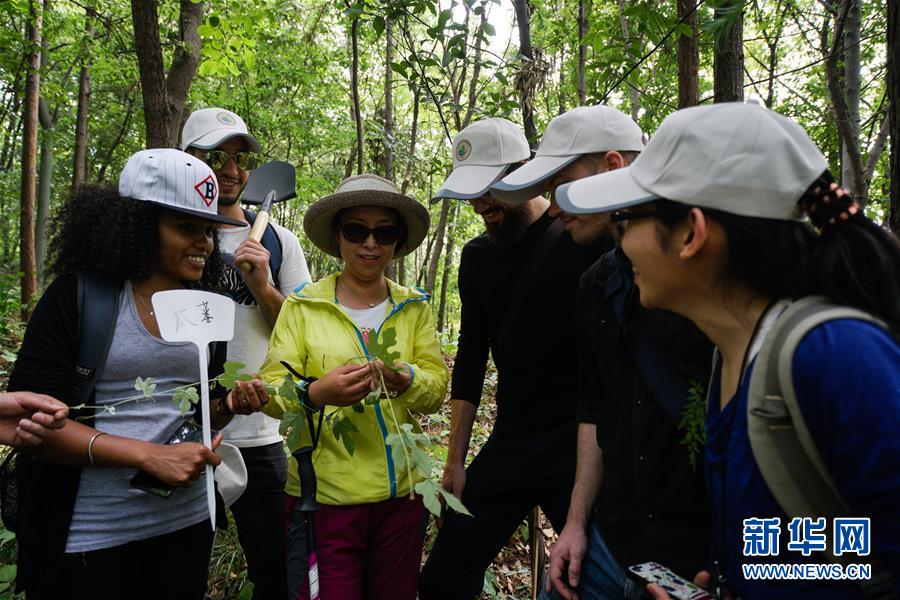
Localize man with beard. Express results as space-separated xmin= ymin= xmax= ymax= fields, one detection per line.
xmin=494 ymin=106 xmax=713 ymax=599
xmin=418 ymin=118 xmax=602 ymax=600
xmin=181 ymin=108 xmax=310 ymax=600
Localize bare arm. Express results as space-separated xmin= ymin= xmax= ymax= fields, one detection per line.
xmin=441 ymin=399 xmax=478 ymax=499
xmin=547 ymin=423 xmax=604 ymax=600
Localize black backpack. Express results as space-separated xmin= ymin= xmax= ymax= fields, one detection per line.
xmin=242 ymin=208 xmax=283 ymax=290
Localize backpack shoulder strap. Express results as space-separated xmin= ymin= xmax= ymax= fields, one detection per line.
xmin=243 ymin=208 xmax=283 ymax=290
xmin=74 ymin=274 xmax=122 ymax=409
xmin=748 ymin=296 xmax=897 ymax=599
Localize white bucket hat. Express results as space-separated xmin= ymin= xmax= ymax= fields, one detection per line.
xmin=432 ymin=118 xmax=531 ymax=201
xmin=118 ymin=148 xmax=244 ymax=226
xmin=491 ymin=105 xmax=645 ymax=204
xmin=555 ymin=102 xmax=828 ymax=221
xmin=180 ymin=107 xmax=262 ymax=153
xmin=214 ymin=442 xmax=248 ymax=508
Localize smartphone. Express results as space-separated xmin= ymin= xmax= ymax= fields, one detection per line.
xmin=627 ymin=562 xmax=716 ymax=600
xmin=129 ymin=421 xmax=215 ymax=498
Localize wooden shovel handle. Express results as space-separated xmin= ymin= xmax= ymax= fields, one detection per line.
xmin=238 ymin=211 xmax=270 ymax=272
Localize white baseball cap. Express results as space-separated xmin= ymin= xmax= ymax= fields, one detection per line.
xmin=555 ymin=103 xmax=828 ymax=221
xmin=214 ymin=443 xmax=248 ymax=508
xmin=432 ymin=118 xmax=531 ymax=201
xmin=118 ymin=148 xmax=244 ymax=226
xmin=180 ymin=107 xmax=262 ymax=153
xmin=491 ymin=105 xmax=645 ymax=203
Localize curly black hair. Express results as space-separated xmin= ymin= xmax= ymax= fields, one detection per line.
xmin=47 ymin=185 xmax=227 ymax=290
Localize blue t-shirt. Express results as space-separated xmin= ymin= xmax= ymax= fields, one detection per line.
xmin=706 ymin=319 xmax=900 ymax=599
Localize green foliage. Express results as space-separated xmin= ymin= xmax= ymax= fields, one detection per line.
xmin=331 ymin=414 xmax=360 ymax=455
xmin=678 ymin=379 xmax=708 ymax=472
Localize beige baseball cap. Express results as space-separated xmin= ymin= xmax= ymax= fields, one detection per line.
xmin=555 ymin=102 xmax=828 ymax=220
xmin=491 ymin=105 xmax=645 ymax=203
xmin=180 ymin=107 xmax=262 ymax=153
xmin=432 ymin=118 xmax=531 ymax=201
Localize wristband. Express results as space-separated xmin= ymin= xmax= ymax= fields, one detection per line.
xmin=297 ymin=377 xmax=320 ymax=411
xmin=87 ymin=431 xmax=107 ymax=468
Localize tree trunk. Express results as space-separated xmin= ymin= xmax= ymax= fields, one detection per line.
xmin=577 ymin=0 xmax=589 ymax=105
xmin=617 ymin=0 xmax=641 ymax=120
xmin=20 ymin=0 xmax=43 ymax=317
xmin=131 ymin=0 xmax=203 ymax=148
xmin=350 ymin=16 xmax=363 ymax=174
xmin=437 ymin=202 xmax=459 ymax=332
xmin=888 ymin=0 xmax=900 ymax=231
xmin=72 ymin=16 xmax=94 ymax=191
xmin=841 ymin=0 xmax=861 ymax=190
xmin=462 ymin=13 xmax=486 ymax=130
xmin=426 ymin=198 xmax=450 ymax=294
xmin=401 ymin=85 xmax=420 ymax=195
xmin=713 ymin=0 xmax=744 ymax=103
xmin=677 ymin=0 xmax=699 ymax=108
xmin=512 ymin=0 xmax=538 ymax=145
xmin=97 ymin=85 xmax=137 ymax=182
xmin=35 ymin=97 xmax=53 ymax=287
xmin=384 ymin=16 xmax=394 ymax=182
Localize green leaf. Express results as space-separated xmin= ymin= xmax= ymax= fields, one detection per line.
xmin=134 ymin=376 xmax=156 ymax=397
xmin=351 ymin=402 xmax=365 ymax=413
xmin=367 ymin=326 xmax=401 ymax=365
xmin=332 ymin=416 xmax=359 ymax=455
xmin=208 ymin=14 xmax=221 ymax=28
xmin=0 ymin=564 xmax=15 ymax=582
xmin=373 ymin=16 xmax=385 ymax=36
xmin=172 ymin=386 xmax=199 ymax=415
xmin=482 ymin=22 xmax=495 ymax=36
xmin=218 ymin=361 xmax=251 ymax=390
xmin=437 ymin=8 xmax=452 ymax=30
xmin=238 ymin=581 xmax=255 ymax=600
xmin=439 ymin=487 xmax=473 ymax=516
xmin=363 ymin=390 xmax=380 ymax=405
xmin=197 ymin=23 xmax=214 ymax=37
xmin=415 ymin=479 xmax=442 ymax=517
xmin=278 ymin=374 xmax=299 ymax=403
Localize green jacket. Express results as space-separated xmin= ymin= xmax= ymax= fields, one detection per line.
xmin=259 ymin=273 xmax=449 ymax=505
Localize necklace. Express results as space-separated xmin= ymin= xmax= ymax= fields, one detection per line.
xmin=134 ymin=290 xmax=155 ymax=316
xmin=337 ymin=276 xmax=382 ymax=309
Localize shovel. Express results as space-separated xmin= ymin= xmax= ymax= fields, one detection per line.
xmin=237 ymin=160 xmax=297 ymax=272
xmin=152 ymin=290 xmax=236 ymax=530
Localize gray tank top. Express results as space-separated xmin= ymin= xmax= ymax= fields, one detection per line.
xmin=65 ymin=282 xmax=210 ymax=553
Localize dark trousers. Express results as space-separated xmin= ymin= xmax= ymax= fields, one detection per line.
xmin=230 ymin=442 xmax=289 ymax=600
xmin=57 ymin=519 xmax=214 ymax=600
xmin=419 ymin=420 xmax=577 ymax=600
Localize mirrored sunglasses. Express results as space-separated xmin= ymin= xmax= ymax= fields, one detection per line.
xmin=204 ymin=150 xmax=259 ymax=171
xmin=339 ymin=223 xmax=403 ymax=246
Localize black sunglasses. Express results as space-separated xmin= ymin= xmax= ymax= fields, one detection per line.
xmin=339 ymin=223 xmax=403 ymax=246
xmin=203 ymin=150 xmax=260 ymax=171
xmin=610 ymin=206 xmax=688 ymax=224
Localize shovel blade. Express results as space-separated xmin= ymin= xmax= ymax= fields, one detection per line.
xmin=241 ymin=160 xmax=297 ymax=206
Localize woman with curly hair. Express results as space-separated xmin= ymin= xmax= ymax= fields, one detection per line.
xmin=8 ymin=149 xmax=268 ymax=600
xmin=556 ymin=103 xmax=900 ymax=599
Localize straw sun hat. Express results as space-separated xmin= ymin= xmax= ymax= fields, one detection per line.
xmin=304 ymin=174 xmax=430 ymax=258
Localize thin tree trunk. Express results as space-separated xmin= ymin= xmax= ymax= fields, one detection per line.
xmin=462 ymin=13 xmax=486 ymax=129
xmin=437 ymin=203 xmax=459 ymax=331
xmin=350 ymin=16 xmax=363 ymax=174
xmin=384 ymin=16 xmax=394 ymax=182
xmin=425 ymin=198 xmax=450 ymax=294
xmin=617 ymin=0 xmax=641 ymax=120
xmin=577 ymin=0 xmax=589 ymax=105
xmin=677 ymin=0 xmax=699 ymax=108
xmin=841 ymin=0 xmax=861 ymax=190
xmin=512 ymin=0 xmax=538 ymax=145
xmin=131 ymin=0 xmax=203 ymax=147
xmin=36 ymin=97 xmax=53 ymax=286
xmin=0 ymin=67 xmax=22 ymax=170
xmin=97 ymin=85 xmax=137 ymax=181
xmin=889 ymin=0 xmax=900 ymax=231
xmin=20 ymin=0 xmax=43 ymax=316
xmin=72 ymin=16 xmax=94 ymax=191
xmin=713 ymin=0 xmax=744 ymax=103
xmin=401 ymin=85 xmax=420 ymax=195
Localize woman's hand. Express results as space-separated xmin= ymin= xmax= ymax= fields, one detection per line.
xmin=226 ymin=379 xmax=270 ymax=415
xmin=0 ymin=391 xmax=68 ymax=448
xmin=373 ymin=360 xmax=412 ymax=397
xmin=141 ymin=432 xmax=223 ymax=487
xmin=307 ymin=363 xmax=373 ymax=407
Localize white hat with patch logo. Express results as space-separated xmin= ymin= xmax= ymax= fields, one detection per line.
xmin=180 ymin=107 xmax=262 ymax=153
xmin=432 ymin=117 xmax=531 ymax=202
xmin=118 ymin=148 xmax=244 ymax=226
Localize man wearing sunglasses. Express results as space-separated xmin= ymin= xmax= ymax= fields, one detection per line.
xmin=181 ymin=107 xmax=310 ymax=600
xmin=492 ymin=105 xmax=713 ymax=600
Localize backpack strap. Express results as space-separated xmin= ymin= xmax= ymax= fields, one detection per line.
xmin=748 ymin=296 xmax=897 ymax=599
xmin=74 ymin=274 xmax=122 ymax=409
xmin=243 ymin=208 xmax=283 ymax=290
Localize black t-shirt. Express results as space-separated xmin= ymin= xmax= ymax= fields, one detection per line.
xmin=576 ymin=249 xmax=713 ymax=579
xmin=451 ymin=210 xmax=608 ymax=428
